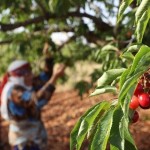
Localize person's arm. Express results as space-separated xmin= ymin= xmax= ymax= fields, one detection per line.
xmin=36 ymin=63 xmax=66 ymax=99
xmin=10 ymin=64 xmax=66 ymax=108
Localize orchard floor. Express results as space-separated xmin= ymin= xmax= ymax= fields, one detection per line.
xmin=0 ymin=90 xmax=150 ymax=150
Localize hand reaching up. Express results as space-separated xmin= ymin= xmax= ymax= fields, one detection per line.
xmin=53 ymin=64 xmax=66 ymax=78
xmin=48 ymin=64 xmax=66 ymax=85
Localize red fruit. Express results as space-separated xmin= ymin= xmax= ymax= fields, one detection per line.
xmin=143 ymin=72 xmax=149 ymax=78
xmin=139 ymin=105 xmax=150 ymax=109
xmin=129 ymin=95 xmax=139 ymax=110
xmin=131 ymin=111 xmax=139 ymax=123
xmin=146 ymin=81 xmax=150 ymax=87
xmin=138 ymin=93 xmax=150 ymax=108
xmin=134 ymin=83 xmax=143 ymax=96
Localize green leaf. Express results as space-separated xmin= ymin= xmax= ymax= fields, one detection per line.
xmin=101 ymin=44 xmax=118 ymax=52
xmin=109 ymin=106 xmax=124 ymax=150
xmin=137 ymin=0 xmax=142 ymax=5
xmin=119 ymin=47 xmax=150 ymax=105
xmin=129 ymin=45 xmax=150 ymax=75
xmin=90 ymin=106 xmax=115 ymax=150
xmin=97 ymin=68 xmax=126 ymax=87
xmin=70 ymin=101 xmax=110 ymax=150
xmin=117 ymin=0 xmax=134 ymax=22
xmin=74 ymin=81 xmax=91 ymax=98
xmin=120 ymin=103 xmax=137 ymax=150
xmin=90 ymin=86 xmax=117 ymax=96
xmin=49 ymin=0 xmax=60 ymax=13
xmin=124 ymin=119 xmax=137 ymax=150
xmin=121 ymin=52 xmax=134 ymax=61
xmin=119 ymin=67 xmax=131 ymax=89
xmin=95 ymin=49 xmax=102 ymax=61
xmin=119 ymin=71 xmax=142 ymax=105
xmin=133 ymin=51 xmax=150 ymax=74
xmin=135 ymin=0 xmax=150 ymax=23
xmin=110 ymin=107 xmax=136 ymax=150
xmin=111 ymin=76 xmax=120 ymax=86
xmin=110 ymin=144 xmax=119 ymax=150
xmin=124 ymin=140 xmax=137 ymax=150
xmin=135 ymin=8 xmax=150 ymax=43
xmin=119 ymin=117 xmax=125 ymax=149
xmin=126 ymin=44 xmax=142 ymax=53
xmin=49 ymin=0 xmax=70 ymax=14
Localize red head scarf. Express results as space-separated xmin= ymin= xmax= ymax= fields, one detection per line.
xmin=0 ymin=60 xmax=31 ymax=105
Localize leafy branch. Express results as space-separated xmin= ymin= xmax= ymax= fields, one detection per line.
xmin=0 ymin=11 xmax=112 ymax=32
xmin=70 ymin=0 xmax=150 ymax=150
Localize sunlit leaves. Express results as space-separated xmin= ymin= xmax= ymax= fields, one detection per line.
xmin=49 ymin=0 xmax=86 ymax=14
xmin=49 ymin=0 xmax=70 ymax=14
xmin=126 ymin=44 xmax=142 ymax=53
xmin=90 ymin=106 xmax=115 ymax=150
xmin=70 ymin=0 xmax=150 ymax=149
xmin=118 ymin=0 xmax=150 ymax=43
xmin=119 ymin=45 xmax=150 ymax=106
xmin=90 ymin=68 xmax=125 ymax=96
xmin=135 ymin=8 xmax=150 ymax=43
xmin=121 ymin=52 xmax=134 ymax=61
xmin=117 ymin=0 xmax=134 ymax=22
xmin=90 ymin=86 xmax=117 ymax=96
xmin=71 ymin=44 xmax=150 ymax=149
xmin=97 ymin=69 xmax=126 ymax=87
xmin=135 ymin=0 xmax=150 ymax=23
xmin=109 ymin=106 xmax=124 ymax=150
xmin=129 ymin=45 xmax=150 ymax=75
xmin=70 ymin=101 xmax=110 ymax=150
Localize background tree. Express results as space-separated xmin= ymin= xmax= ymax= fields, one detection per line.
xmin=2 ymin=0 xmax=150 ymax=93
xmin=1 ymin=0 xmax=149 ymax=74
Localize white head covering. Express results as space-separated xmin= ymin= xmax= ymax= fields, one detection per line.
xmin=8 ymin=60 xmax=28 ymax=72
xmin=0 ymin=60 xmax=32 ymax=120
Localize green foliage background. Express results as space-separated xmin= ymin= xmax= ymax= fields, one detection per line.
xmin=1 ymin=0 xmax=150 ymax=76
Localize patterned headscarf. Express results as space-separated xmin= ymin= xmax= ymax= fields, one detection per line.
xmin=0 ymin=60 xmax=31 ymax=104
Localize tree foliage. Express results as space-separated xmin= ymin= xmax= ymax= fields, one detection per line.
xmin=1 ymin=0 xmax=149 ymax=75
xmin=70 ymin=0 xmax=150 ymax=150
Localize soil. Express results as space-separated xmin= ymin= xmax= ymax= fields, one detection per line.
xmin=0 ymin=90 xmax=150 ymax=150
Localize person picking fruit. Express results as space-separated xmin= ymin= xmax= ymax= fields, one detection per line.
xmin=0 ymin=59 xmax=65 ymax=150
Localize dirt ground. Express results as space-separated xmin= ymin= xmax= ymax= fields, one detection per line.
xmin=0 ymin=90 xmax=150 ymax=150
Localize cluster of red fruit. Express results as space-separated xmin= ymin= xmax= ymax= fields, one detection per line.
xmin=129 ymin=73 xmax=150 ymax=123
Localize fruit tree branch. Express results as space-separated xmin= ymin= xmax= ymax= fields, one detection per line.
xmin=0 ymin=11 xmax=113 ymax=32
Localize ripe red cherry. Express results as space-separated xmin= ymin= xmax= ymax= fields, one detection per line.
xmin=138 ymin=93 xmax=150 ymax=108
xmin=139 ymin=105 xmax=150 ymax=109
xmin=129 ymin=95 xmax=139 ymax=110
xmin=134 ymin=83 xmax=143 ymax=96
xmin=131 ymin=111 xmax=139 ymax=123
xmin=146 ymin=81 xmax=150 ymax=87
